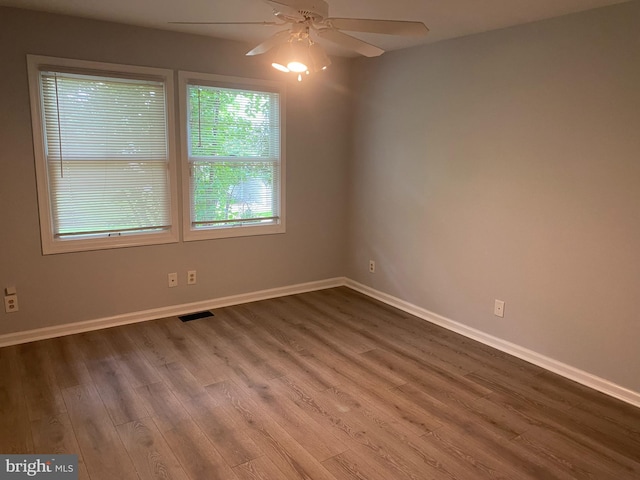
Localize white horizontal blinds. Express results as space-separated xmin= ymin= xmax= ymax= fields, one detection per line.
xmin=187 ymin=83 xmax=280 ymax=228
xmin=40 ymin=71 xmax=171 ymax=238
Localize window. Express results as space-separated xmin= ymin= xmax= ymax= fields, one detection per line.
xmin=27 ymin=56 xmax=178 ymax=254
xmin=179 ymin=71 xmax=285 ymax=241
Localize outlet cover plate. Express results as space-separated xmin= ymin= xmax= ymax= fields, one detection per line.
xmin=4 ymin=294 xmax=19 ymax=313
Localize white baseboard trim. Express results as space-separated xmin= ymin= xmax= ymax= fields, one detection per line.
xmin=345 ymin=279 xmax=640 ymax=409
xmin=0 ymin=277 xmax=347 ymax=348
xmin=2 ymin=275 xmax=638 ymax=408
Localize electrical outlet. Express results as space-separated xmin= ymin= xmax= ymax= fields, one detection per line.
xmin=4 ymin=294 xmax=18 ymax=313
xmin=494 ymin=299 xmax=505 ymax=318
xmin=187 ymin=270 xmax=197 ymax=285
xmin=369 ymin=260 xmax=376 ymax=273
xmin=168 ymin=273 xmax=178 ymax=288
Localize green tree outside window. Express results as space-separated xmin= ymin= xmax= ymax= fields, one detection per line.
xmin=187 ymin=85 xmax=280 ymax=228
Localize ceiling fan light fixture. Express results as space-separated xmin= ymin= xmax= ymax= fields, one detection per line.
xmin=271 ymin=61 xmax=290 ymax=73
xmin=287 ymin=61 xmax=308 ymax=73
xmin=286 ymin=39 xmax=311 ymax=72
xmin=271 ymin=41 xmax=310 ymax=75
xmin=309 ymin=42 xmax=331 ymax=72
xmin=270 ymin=31 xmax=332 ymax=80
xmin=271 ymin=44 xmax=292 ymax=72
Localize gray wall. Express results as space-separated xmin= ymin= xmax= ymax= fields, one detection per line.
xmin=0 ymin=8 xmax=350 ymax=335
xmin=347 ymin=2 xmax=640 ymax=392
xmin=2 ymin=3 xmax=639 ymax=395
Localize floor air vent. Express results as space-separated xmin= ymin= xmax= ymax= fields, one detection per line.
xmin=179 ymin=311 xmax=214 ymax=322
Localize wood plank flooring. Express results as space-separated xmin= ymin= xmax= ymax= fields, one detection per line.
xmin=1 ymin=287 xmax=639 ymax=479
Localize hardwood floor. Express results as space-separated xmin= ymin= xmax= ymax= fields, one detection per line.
xmin=1 ymin=287 xmax=639 ymax=479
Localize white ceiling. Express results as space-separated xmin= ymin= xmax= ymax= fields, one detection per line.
xmin=1 ymin=0 xmax=630 ymax=56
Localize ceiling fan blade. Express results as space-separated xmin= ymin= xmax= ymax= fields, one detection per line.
xmin=169 ymin=21 xmax=279 ymax=25
xmin=327 ymin=18 xmax=429 ymax=37
xmin=316 ymin=28 xmax=384 ymax=57
xmin=263 ymin=0 xmax=304 ymax=20
xmin=246 ymin=29 xmax=291 ymax=56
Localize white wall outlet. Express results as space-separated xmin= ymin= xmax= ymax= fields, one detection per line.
xmin=168 ymin=272 xmax=178 ymax=288
xmin=369 ymin=260 xmax=376 ymax=273
xmin=494 ymin=299 xmax=505 ymax=318
xmin=4 ymin=294 xmax=19 ymax=313
xmin=187 ymin=270 xmax=197 ymax=285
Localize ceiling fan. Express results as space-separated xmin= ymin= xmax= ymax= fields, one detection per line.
xmin=171 ymin=0 xmax=429 ymax=79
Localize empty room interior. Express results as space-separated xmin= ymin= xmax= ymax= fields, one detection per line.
xmin=0 ymin=0 xmax=639 ymax=479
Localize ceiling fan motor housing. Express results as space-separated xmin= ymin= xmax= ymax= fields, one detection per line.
xmin=288 ymin=0 xmax=329 ymax=20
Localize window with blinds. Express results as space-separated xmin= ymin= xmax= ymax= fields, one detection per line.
xmin=28 ymin=56 xmax=178 ymax=253
xmin=180 ymin=72 xmax=285 ymax=241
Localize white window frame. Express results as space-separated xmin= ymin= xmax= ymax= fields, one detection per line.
xmin=178 ymin=71 xmax=286 ymax=241
xmin=27 ymin=55 xmax=179 ymax=254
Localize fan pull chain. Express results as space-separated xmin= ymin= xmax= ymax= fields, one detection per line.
xmin=54 ymin=73 xmax=64 ymax=178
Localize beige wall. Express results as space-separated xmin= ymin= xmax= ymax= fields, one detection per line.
xmin=347 ymin=2 xmax=640 ymax=392
xmin=0 ymin=7 xmax=350 ymax=334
